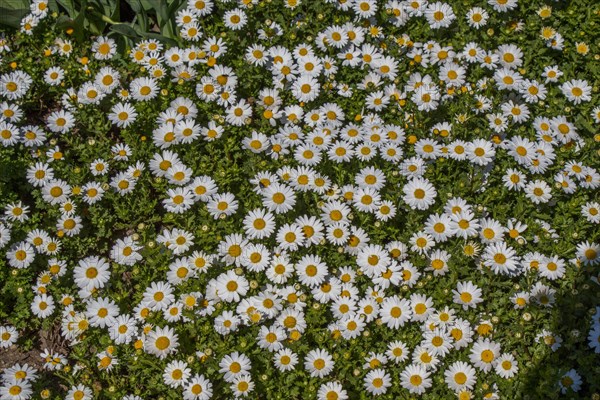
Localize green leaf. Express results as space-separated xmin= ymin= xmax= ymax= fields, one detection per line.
xmin=575 ymin=115 xmax=594 ymax=134
xmin=72 ymin=0 xmax=88 ymax=42
xmin=167 ymin=0 xmax=186 ymax=16
xmin=133 ymin=13 xmax=149 ymax=33
xmin=124 ymin=0 xmax=142 ymax=13
xmin=102 ymin=0 xmax=120 ymax=20
xmin=138 ymin=0 xmax=159 ymax=12
xmin=141 ymin=31 xmax=178 ymax=46
xmin=0 ymin=0 xmax=30 ymax=29
xmin=54 ymin=14 xmax=75 ymax=30
xmin=125 ymin=0 xmax=149 ymax=31
xmin=56 ymin=0 xmax=77 ymax=17
xmin=0 ymin=8 xmax=29 ymax=29
xmin=109 ymin=22 xmax=139 ymax=38
xmin=85 ymin=11 xmax=107 ymax=35
xmin=1 ymin=0 xmax=30 ymax=10
xmin=48 ymin=0 xmax=60 ymax=12
xmin=109 ymin=22 xmax=177 ymax=46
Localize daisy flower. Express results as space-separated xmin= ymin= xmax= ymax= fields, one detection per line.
xmin=355 ymin=166 xmax=387 ymax=190
xmin=183 ymin=374 xmax=212 ymax=400
xmin=559 ymin=369 xmax=582 ymax=394
xmin=453 ymin=281 xmax=483 ymax=310
xmin=206 ymin=192 xmax=239 ymax=219
xmin=482 ymin=242 xmax=520 ymax=275
xmin=44 ymin=66 xmax=65 ymax=85
xmin=7 ymin=241 xmax=35 ymax=269
xmin=110 ymin=236 xmax=143 ymax=266
xmin=223 ymin=8 xmax=247 ymax=30
xmin=425 ymin=2 xmax=456 ymax=29
xmin=364 ymin=369 xmax=391 ymax=395
xmin=240 ymin=243 xmax=270 ymax=272
xmin=495 ymin=353 xmax=519 ymax=379
xmin=46 ymin=109 xmax=75 ymax=134
xmin=4 ymin=201 xmax=29 ymax=223
xmin=31 ymin=293 xmax=55 ymax=319
xmin=230 ymin=374 xmax=254 ymax=397
xmin=108 ymin=103 xmax=137 ymax=128
xmin=145 ymin=326 xmax=179 ymax=359
xmin=219 ymin=352 xmax=251 ymax=383
xmin=356 ymin=244 xmax=390 ymax=278
xmin=217 ymin=234 xmax=248 ymax=267
xmin=497 ymin=43 xmax=523 ymax=69
xmin=108 ymin=315 xmax=137 ymax=345
xmin=74 ymin=256 xmax=111 ymax=291
xmin=400 ymin=363 xmax=432 ymax=395
xmin=386 ymin=340 xmax=409 ymax=363
xmin=561 ymin=79 xmax=592 ymax=104
xmin=256 ymin=325 xmax=286 ymax=352
xmin=317 ymin=382 xmax=348 ymax=400
xmin=520 ymin=79 xmax=547 ymax=103
xmin=479 ymin=218 xmax=506 ymax=243
xmin=538 ymin=255 xmax=566 ymax=281
xmin=0 ymin=71 xmax=32 ymax=100
xmin=143 ymin=281 xmax=175 ymax=311
xmin=213 ymin=310 xmax=240 ymax=335
xmin=85 ymin=297 xmax=119 ymax=328
xmin=89 ymin=158 xmax=109 ymax=176
xmin=242 ymin=208 xmax=276 ymax=239
xmin=215 ymin=270 xmax=249 ymax=303
xmin=130 ymin=77 xmax=159 ymax=101
xmin=2 ymin=362 xmax=38 ymax=382
xmin=493 ymin=68 xmax=522 ymax=90
xmin=225 ymin=99 xmax=252 ymax=126
xmin=402 ymin=177 xmax=437 ymax=210
xmin=304 ymin=349 xmax=334 ymax=378
xmin=582 ymin=202 xmax=600 ymax=224
xmin=467 ymin=139 xmax=496 ymax=166
xmin=379 ymin=296 xmax=412 ymax=329
xmin=111 ymin=172 xmax=136 ymax=195
xmin=27 ymin=229 xmax=50 ymax=250
xmin=449 ymin=211 xmax=480 ymax=239
xmin=295 ymin=215 xmax=324 ymax=246
xmin=0 ymin=102 xmax=23 ymax=122
xmin=488 ymin=0 xmax=518 ymax=12
xmin=511 ymin=291 xmax=530 ymax=309
xmin=469 ymin=338 xmax=501 ymax=372
xmin=262 ymin=183 xmax=297 ymax=214
xmin=542 ymin=65 xmax=563 ymax=82
xmin=186 ymin=175 xmax=218 ymax=202
xmin=409 ymin=231 xmax=435 ymax=255
xmin=164 ymin=228 xmax=194 ymax=255
xmin=295 ymin=254 xmax=328 ymax=287
xmin=466 ymin=7 xmax=488 ymax=28
xmin=21 ymin=125 xmax=46 ymax=147
xmin=524 ymin=179 xmax=552 ymax=204
xmin=412 ymin=85 xmax=440 ymax=111
xmin=410 ymin=293 xmax=435 ymax=323
xmin=423 ymin=213 xmax=452 ymax=242
xmin=92 ymin=36 xmax=116 ymax=59
xmin=444 ymin=361 xmax=477 ymax=392
xmin=163 ymin=187 xmax=194 ymax=214
xmin=273 ymin=348 xmax=299 ymax=372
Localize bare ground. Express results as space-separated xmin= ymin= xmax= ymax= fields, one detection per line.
xmin=0 ymin=321 xmax=69 ymax=370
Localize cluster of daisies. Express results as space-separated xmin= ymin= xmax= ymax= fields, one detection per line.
xmin=0 ymin=0 xmax=599 ymax=398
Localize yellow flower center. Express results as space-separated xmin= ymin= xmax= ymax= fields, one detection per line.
xmin=155 ymin=336 xmax=170 ymax=350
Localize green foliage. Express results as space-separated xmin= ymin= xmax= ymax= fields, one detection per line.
xmin=0 ymin=0 xmax=599 ymax=399
xmin=0 ymin=0 xmax=32 ymax=29
xmin=1 ymin=0 xmax=186 ymax=49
